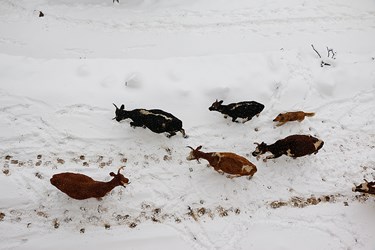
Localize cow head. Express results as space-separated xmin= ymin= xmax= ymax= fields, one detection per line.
xmin=113 ymin=103 xmax=128 ymax=122
xmin=209 ymin=100 xmax=223 ymax=111
xmin=252 ymin=142 xmax=268 ymax=157
xmin=186 ymin=146 xmax=203 ymax=162
xmin=273 ymin=113 xmax=285 ymax=122
xmin=109 ymin=166 xmax=130 ymax=187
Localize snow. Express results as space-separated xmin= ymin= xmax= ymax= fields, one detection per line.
xmin=1 ymin=0 xmax=375 ymax=249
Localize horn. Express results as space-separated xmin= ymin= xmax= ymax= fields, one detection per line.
xmin=112 ymin=117 xmax=117 ymax=120
xmin=118 ymin=166 xmax=125 ymax=174
xmin=187 ymin=146 xmax=194 ymax=150
xmin=113 ymin=103 xmax=119 ymax=109
xmin=364 ymin=179 xmax=369 ymax=183
xmin=254 ymin=142 xmax=260 ymax=146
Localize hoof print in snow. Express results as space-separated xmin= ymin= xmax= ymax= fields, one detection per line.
xmin=234 ymin=208 xmax=241 ymax=215
xmin=0 ymin=212 xmax=5 ymax=221
xmin=121 ymin=158 xmax=128 ymax=163
xmin=5 ymin=155 xmax=12 ymax=160
xmin=2 ymin=169 xmax=10 ymax=176
xmin=10 ymin=160 xmax=18 ymax=165
xmin=57 ymin=158 xmax=65 ymax=164
xmin=129 ymin=222 xmax=137 ymax=228
xmin=80 ymin=228 xmax=85 ymax=234
xmin=35 ymin=172 xmax=43 ymax=179
xmin=53 ymin=219 xmax=60 ymax=229
xmin=163 ymin=155 xmax=172 ymax=161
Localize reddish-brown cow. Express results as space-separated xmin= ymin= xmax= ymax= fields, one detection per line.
xmin=50 ymin=167 xmax=129 ymax=200
xmin=187 ymin=146 xmax=257 ymax=179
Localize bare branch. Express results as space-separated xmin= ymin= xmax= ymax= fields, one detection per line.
xmin=311 ymin=44 xmax=321 ymax=58
xmin=326 ymin=47 xmax=336 ymax=59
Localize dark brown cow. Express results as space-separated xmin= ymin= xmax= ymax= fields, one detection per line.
xmin=252 ymin=134 xmax=324 ymax=161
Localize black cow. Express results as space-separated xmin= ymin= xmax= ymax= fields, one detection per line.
xmin=209 ymin=100 xmax=265 ymax=123
xmin=113 ymin=104 xmax=187 ymax=138
xmin=252 ymin=134 xmax=324 ymax=161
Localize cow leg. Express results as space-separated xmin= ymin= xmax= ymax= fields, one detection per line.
xmin=180 ymin=129 xmax=188 ymax=138
xmin=130 ymin=121 xmax=144 ymax=128
xmin=276 ymin=121 xmax=287 ymax=127
xmin=263 ymin=153 xmax=282 ymax=162
xmin=217 ymin=169 xmax=225 ymax=175
xmin=242 ymin=117 xmax=250 ymax=123
xmin=227 ymin=174 xmax=240 ymax=179
xmin=166 ymin=132 xmax=176 ymax=138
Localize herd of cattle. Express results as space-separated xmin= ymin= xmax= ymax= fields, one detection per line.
xmin=50 ymin=100 xmax=374 ymax=200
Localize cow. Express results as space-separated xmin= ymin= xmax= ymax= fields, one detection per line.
xmin=50 ymin=167 xmax=129 ymax=200
xmin=186 ymin=145 xmax=257 ymax=179
xmin=113 ymin=103 xmax=187 ymax=138
xmin=273 ymin=111 xmax=315 ymax=126
xmin=252 ymin=134 xmax=324 ymax=161
xmin=209 ymin=100 xmax=265 ymax=123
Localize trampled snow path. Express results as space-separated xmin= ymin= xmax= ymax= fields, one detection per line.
xmin=1 ymin=0 xmax=375 ymax=249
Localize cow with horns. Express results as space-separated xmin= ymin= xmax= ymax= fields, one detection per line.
xmin=113 ymin=103 xmax=187 ymax=138
xmin=186 ymin=145 xmax=257 ymax=179
xmin=50 ymin=167 xmax=129 ymax=200
xmin=252 ymin=134 xmax=324 ymax=161
xmin=209 ymin=100 xmax=265 ymax=123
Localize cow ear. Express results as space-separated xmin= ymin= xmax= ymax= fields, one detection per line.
xmin=109 ymin=172 xmax=116 ymax=177
xmin=219 ymin=100 xmax=223 ymax=104
xmin=120 ymin=104 xmax=125 ymax=110
xmin=197 ymin=145 xmax=202 ymax=150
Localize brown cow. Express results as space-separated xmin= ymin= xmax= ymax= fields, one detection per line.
xmin=50 ymin=167 xmax=129 ymax=200
xmin=252 ymin=134 xmax=324 ymax=161
xmin=187 ymin=146 xmax=257 ymax=179
xmin=273 ymin=111 xmax=315 ymax=126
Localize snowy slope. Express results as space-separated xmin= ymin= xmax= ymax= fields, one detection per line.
xmin=0 ymin=0 xmax=375 ymax=249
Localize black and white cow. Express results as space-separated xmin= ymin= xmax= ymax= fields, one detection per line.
xmin=209 ymin=100 xmax=265 ymax=123
xmin=252 ymin=134 xmax=324 ymax=161
xmin=353 ymin=180 xmax=375 ymax=196
xmin=113 ymin=104 xmax=187 ymax=138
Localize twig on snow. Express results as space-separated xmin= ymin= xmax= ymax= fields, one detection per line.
xmin=311 ymin=44 xmax=321 ymax=58
xmin=326 ymin=47 xmax=336 ymax=59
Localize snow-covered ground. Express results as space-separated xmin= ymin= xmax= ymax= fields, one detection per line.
xmin=0 ymin=0 xmax=374 ymax=249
